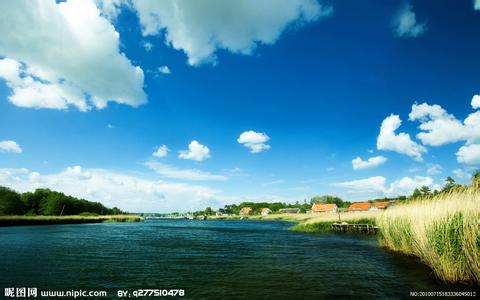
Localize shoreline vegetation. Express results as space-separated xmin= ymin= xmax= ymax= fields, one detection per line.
xmin=210 ymin=182 xmax=480 ymax=285
xmin=0 ymin=214 xmax=143 ymax=226
xmin=0 ymin=187 xmax=141 ymax=226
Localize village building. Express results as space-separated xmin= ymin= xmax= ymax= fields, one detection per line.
xmin=278 ymin=208 xmax=300 ymax=214
xmin=311 ymin=203 xmax=337 ymax=213
xmin=373 ymin=201 xmax=389 ymax=209
xmin=239 ymin=207 xmax=252 ymax=215
xmin=348 ymin=202 xmax=377 ymax=212
xmin=260 ymin=208 xmax=271 ymax=216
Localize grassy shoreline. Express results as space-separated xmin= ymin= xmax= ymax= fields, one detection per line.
xmin=209 ymin=210 xmax=380 ymax=233
xmin=210 ymin=185 xmax=480 ymax=285
xmin=0 ymin=215 xmax=143 ymax=226
xmin=377 ymin=185 xmax=479 ymax=284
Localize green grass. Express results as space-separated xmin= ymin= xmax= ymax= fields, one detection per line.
xmin=290 ymin=217 xmax=376 ymax=233
xmin=0 ymin=214 xmax=143 ymax=226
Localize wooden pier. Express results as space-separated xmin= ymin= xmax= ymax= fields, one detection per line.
xmin=331 ymin=222 xmax=379 ymax=234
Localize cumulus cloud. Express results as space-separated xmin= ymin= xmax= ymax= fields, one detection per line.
xmin=130 ymin=0 xmax=332 ymax=65
xmin=158 ymin=65 xmax=171 ymax=74
xmin=237 ymin=130 xmax=271 ymax=153
xmin=0 ymin=140 xmax=22 ymax=153
xmin=146 ymin=161 xmax=227 ymax=181
xmin=178 ymin=140 xmax=211 ymax=161
xmin=472 ymin=95 xmax=480 ymax=109
xmin=0 ymin=166 xmax=222 ymax=213
xmin=152 ymin=145 xmax=169 ymax=158
xmin=0 ymin=0 xmax=146 ymax=111
xmin=352 ymin=156 xmax=387 ymax=170
xmin=334 ymin=175 xmax=437 ymax=198
xmin=456 ymin=144 xmax=480 ymax=165
xmin=95 ymin=0 xmax=128 ymax=20
xmin=408 ymin=101 xmax=480 ymax=165
xmin=393 ymin=4 xmax=427 ymax=38
xmin=377 ymin=114 xmax=426 ymax=161
xmin=385 ymin=176 xmax=437 ymax=197
xmin=409 ymin=103 xmax=468 ymax=146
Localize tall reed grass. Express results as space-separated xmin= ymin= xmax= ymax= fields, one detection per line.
xmin=376 ymin=184 xmax=479 ymax=284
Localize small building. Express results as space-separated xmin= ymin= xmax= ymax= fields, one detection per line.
xmin=278 ymin=208 xmax=300 ymax=214
xmin=260 ymin=208 xmax=271 ymax=216
xmin=239 ymin=207 xmax=252 ymax=215
xmin=348 ymin=202 xmax=377 ymax=212
xmin=311 ymin=203 xmax=337 ymax=213
xmin=373 ymin=201 xmax=389 ymax=209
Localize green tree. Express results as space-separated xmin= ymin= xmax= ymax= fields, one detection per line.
xmin=412 ymin=188 xmax=422 ymax=198
xmin=0 ymin=186 xmax=25 ymax=215
xmin=442 ymin=176 xmax=456 ymax=192
xmin=420 ymin=185 xmax=431 ymax=196
xmin=204 ymin=207 xmax=213 ymax=215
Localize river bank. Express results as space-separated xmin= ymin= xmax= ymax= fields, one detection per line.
xmin=210 ymin=184 xmax=480 ymax=285
xmin=209 ymin=210 xmax=379 ymax=233
xmin=0 ymin=215 xmax=143 ymax=226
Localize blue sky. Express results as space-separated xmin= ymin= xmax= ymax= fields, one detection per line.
xmin=0 ymin=0 xmax=479 ymax=212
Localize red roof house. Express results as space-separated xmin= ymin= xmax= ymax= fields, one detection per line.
xmin=311 ymin=203 xmax=337 ymax=213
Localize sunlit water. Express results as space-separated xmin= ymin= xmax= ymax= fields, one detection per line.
xmin=0 ymin=220 xmax=464 ymax=298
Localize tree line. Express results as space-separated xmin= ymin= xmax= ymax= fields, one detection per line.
xmin=202 ymin=171 xmax=480 ymax=215
xmin=0 ymin=186 xmax=123 ymax=216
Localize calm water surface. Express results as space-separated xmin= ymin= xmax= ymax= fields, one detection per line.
xmin=0 ymin=220 xmax=460 ymax=299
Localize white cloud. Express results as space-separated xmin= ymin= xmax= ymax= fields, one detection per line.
xmin=0 ymin=140 xmax=22 ymax=153
xmin=456 ymin=144 xmax=480 ymax=165
xmin=453 ymin=168 xmax=470 ymax=180
xmin=475 ymin=0 xmax=480 ymax=10
xmin=394 ymin=4 xmax=427 ymax=38
xmin=178 ymin=140 xmax=210 ymax=161
xmin=426 ymin=163 xmax=442 ymax=175
xmin=352 ymin=155 xmax=387 ymax=170
xmin=0 ymin=0 xmax=146 ymax=111
xmin=0 ymin=166 xmax=223 ymax=213
xmin=145 ymin=161 xmax=227 ymax=181
xmin=237 ymin=130 xmax=271 ymax=153
xmin=95 ymin=0 xmax=127 ymax=20
xmin=472 ymin=95 xmax=480 ymax=109
xmin=334 ymin=175 xmax=438 ymax=198
xmin=131 ymin=0 xmax=332 ymax=65
xmin=158 ymin=65 xmax=171 ymax=74
xmin=409 ymin=103 xmax=467 ymax=146
xmin=152 ymin=145 xmax=169 ymax=158
xmin=408 ymin=101 xmax=480 ymax=166
xmin=385 ymin=176 xmax=437 ymax=197
xmin=377 ymin=114 xmax=426 ymax=161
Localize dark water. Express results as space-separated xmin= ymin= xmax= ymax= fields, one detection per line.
xmin=0 ymin=220 xmax=463 ymax=299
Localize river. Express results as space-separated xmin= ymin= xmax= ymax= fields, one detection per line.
xmin=0 ymin=220 xmax=459 ymax=298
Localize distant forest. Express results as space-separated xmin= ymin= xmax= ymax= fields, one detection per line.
xmin=0 ymin=186 xmax=122 ymax=216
